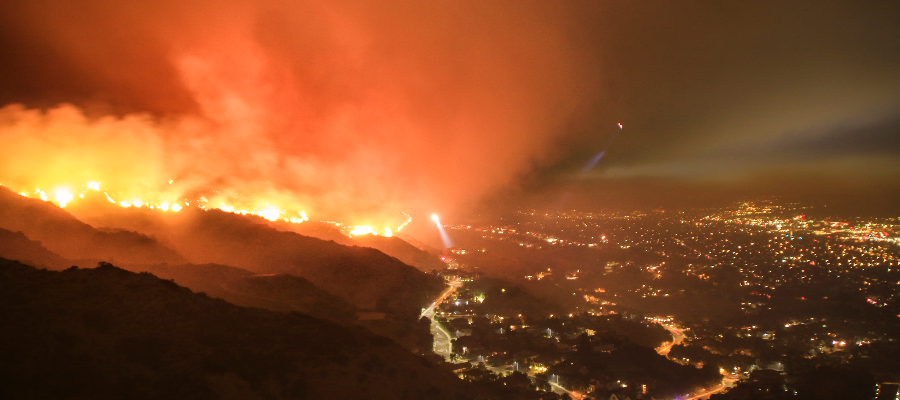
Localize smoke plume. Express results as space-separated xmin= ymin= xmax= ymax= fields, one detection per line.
xmin=0 ymin=0 xmax=599 ymax=226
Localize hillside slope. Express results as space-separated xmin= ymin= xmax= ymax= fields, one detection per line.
xmin=0 ymin=259 xmax=484 ymax=400
xmin=139 ymin=263 xmax=359 ymax=325
xmin=171 ymin=209 xmax=445 ymax=318
xmin=0 ymin=227 xmax=71 ymax=270
xmin=0 ymin=188 xmax=185 ymax=265
xmin=354 ymin=234 xmax=446 ymax=272
xmin=3 ymin=188 xmax=443 ymax=319
xmin=64 ymin=197 xmax=445 ymax=319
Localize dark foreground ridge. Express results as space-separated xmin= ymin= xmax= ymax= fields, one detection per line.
xmin=0 ymin=258 xmax=480 ymax=400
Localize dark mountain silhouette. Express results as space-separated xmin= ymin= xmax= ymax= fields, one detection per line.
xmin=397 ymin=232 xmax=443 ymax=256
xmin=0 ymin=258 xmax=485 ymax=400
xmin=5 ymin=188 xmax=443 ymax=319
xmin=0 ymin=187 xmax=185 ymax=265
xmin=134 ymin=262 xmax=433 ymax=351
xmin=0 ymin=227 xmax=357 ymax=324
xmin=266 ymin=219 xmax=359 ymax=246
xmin=0 ymin=225 xmax=427 ymax=348
xmin=138 ymin=263 xmax=359 ymax=325
xmin=63 ymin=197 xmax=445 ymax=319
xmin=170 ymin=209 xmax=445 ymax=318
xmin=353 ymin=233 xmax=446 ymax=272
xmin=0 ymin=227 xmax=71 ymax=270
xmin=7 ymin=189 xmax=447 ymax=348
xmin=235 ymin=219 xmax=446 ymax=272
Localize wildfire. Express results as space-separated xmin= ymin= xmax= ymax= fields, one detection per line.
xmin=345 ymin=224 xmax=399 ymax=238
xmin=4 ymin=180 xmax=311 ymax=224
xmin=2 ymin=180 xmax=409 ymax=235
xmin=54 ymin=189 xmax=73 ymax=207
xmin=396 ymin=212 xmax=412 ymax=232
xmin=257 ymin=207 xmax=281 ymax=222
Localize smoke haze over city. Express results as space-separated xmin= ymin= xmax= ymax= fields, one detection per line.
xmin=2 ymin=1 xmax=899 ymax=235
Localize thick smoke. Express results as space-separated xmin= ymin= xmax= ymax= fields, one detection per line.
xmin=0 ymin=0 xmax=598 ymax=226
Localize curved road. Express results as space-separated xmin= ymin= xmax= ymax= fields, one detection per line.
xmin=421 ymin=280 xmax=583 ymax=398
xmin=657 ymin=324 xmax=685 ymax=356
xmin=656 ymin=324 xmax=737 ymax=400
xmin=421 ymin=279 xmax=462 ymax=360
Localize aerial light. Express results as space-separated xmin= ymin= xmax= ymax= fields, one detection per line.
xmin=432 ymin=213 xmax=453 ymax=248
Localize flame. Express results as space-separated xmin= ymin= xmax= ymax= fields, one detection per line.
xmin=349 ymin=225 xmax=374 ymax=236
xmin=1 ymin=180 xmax=415 ymax=234
xmin=347 ymin=224 xmax=397 ymax=238
xmin=289 ymin=212 xmax=309 ymax=223
xmin=55 ymin=189 xmax=74 ymax=207
xmin=257 ymin=207 xmax=281 ymax=222
xmin=396 ymin=212 xmax=412 ymax=231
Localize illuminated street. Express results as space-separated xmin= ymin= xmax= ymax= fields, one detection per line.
xmin=422 ymin=278 xmax=462 ymax=360
xmin=657 ymin=324 xmax=686 ymax=356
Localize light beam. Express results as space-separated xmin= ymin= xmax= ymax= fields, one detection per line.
xmin=432 ymin=214 xmax=453 ymax=248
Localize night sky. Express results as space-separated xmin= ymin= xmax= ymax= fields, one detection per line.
xmin=1 ymin=1 xmax=898 ymax=225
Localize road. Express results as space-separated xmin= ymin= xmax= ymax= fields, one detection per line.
xmin=550 ymin=381 xmax=583 ymax=399
xmin=422 ymin=279 xmax=584 ymax=398
xmin=421 ymin=278 xmax=462 ymax=360
xmin=657 ymin=324 xmax=685 ymax=356
xmin=681 ymin=374 xmax=739 ymax=400
xmin=483 ymin=364 xmax=582 ymax=399
xmin=656 ymin=323 xmax=737 ymax=400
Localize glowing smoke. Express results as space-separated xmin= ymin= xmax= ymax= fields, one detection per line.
xmin=0 ymin=1 xmax=601 ymax=226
